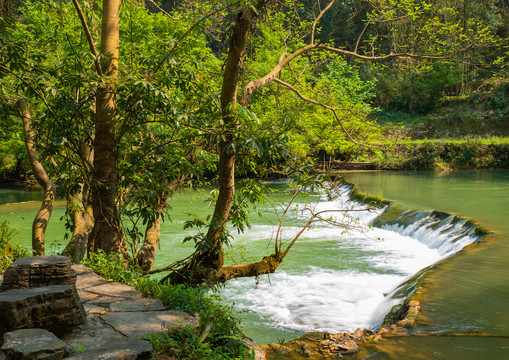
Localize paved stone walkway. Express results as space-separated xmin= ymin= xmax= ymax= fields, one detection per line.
xmin=62 ymin=265 xmax=199 ymax=359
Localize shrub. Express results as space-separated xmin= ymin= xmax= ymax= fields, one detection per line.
xmin=0 ymin=217 xmax=31 ymax=273
xmin=81 ymin=250 xmax=143 ymax=286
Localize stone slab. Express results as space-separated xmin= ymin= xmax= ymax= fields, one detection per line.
xmin=73 ymin=269 xmax=108 ymax=290
xmin=101 ymin=310 xmax=199 ymax=338
xmin=108 ymin=298 xmax=166 ymax=312
xmin=86 ymin=296 xmax=128 ymax=307
xmin=76 ymin=289 xmax=101 ymax=303
xmin=83 ymin=303 xmax=108 ymax=315
xmin=65 ymin=338 xmax=152 ymax=360
xmin=85 ymin=282 xmax=142 ymax=299
xmin=63 ymin=316 xmax=152 ymax=359
xmin=1 ymin=328 xmax=66 ymax=360
xmin=62 ymin=317 xmax=127 ymax=352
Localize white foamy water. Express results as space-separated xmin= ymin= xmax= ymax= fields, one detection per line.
xmin=220 ymin=185 xmax=481 ymax=334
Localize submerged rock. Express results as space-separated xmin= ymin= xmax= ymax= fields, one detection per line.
xmin=260 ymin=330 xmax=374 ymax=359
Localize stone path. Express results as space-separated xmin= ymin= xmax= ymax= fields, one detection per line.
xmin=63 ymin=264 xmax=199 ymax=359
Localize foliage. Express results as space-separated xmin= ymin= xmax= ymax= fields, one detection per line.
xmin=82 ymin=250 xmax=143 ymax=286
xmin=374 ymin=139 xmax=509 ymax=170
xmin=0 ymin=217 xmax=31 ymax=273
xmin=143 ymin=290 xmax=248 ymax=360
xmin=1 ymin=0 xmax=507 ymax=278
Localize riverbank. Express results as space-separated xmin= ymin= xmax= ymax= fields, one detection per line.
xmin=317 ymin=139 xmax=509 ymax=172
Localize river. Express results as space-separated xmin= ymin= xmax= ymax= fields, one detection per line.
xmin=1 ymin=170 xmax=508 ymax=359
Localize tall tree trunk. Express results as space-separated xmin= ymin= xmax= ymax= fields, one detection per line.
xmin=18 ymin=100 xmax=56 ymax=256
xmin=90 ymin=0 xmax=125 ymax=254
xmin=166 ymin=1 xmax=270 ymax=284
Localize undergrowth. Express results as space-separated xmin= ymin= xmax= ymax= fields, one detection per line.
xmin=0 ymin=217 xmax=32 ymax=273
xmin=82 ymin=251 xmax=251 ymax=359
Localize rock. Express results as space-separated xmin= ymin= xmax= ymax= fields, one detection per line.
xmin=244 ymin=339 xmax=266 ymax=360
xmin=332 ymin=339 xmax=358 ymax=354
xmin=1 ymin=328 xmax=66 ymax=360
xmin=84 ymin=282 xmax=142 ymax=299
xmin=0 ymin=285 xmax=86 ymax=339
xmin=352 ymin=328 xmax=364 ymax=340
xmin=397 ymin=300 xmax=421 ymax=327
xmin=100 ymin=310 xmax=198 ymax=338
xmin=65 ymin=338 xmax=152 ymax=360
xmin=108 ymin=298 xmax=166 ymax=312
xmin=299 ymin=342 xmax=315 ymax=357
xmin=0 ymin=256 xmax=76 ymax=291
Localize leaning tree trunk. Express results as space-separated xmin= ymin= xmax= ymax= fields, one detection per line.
xmin=165 ymin=1 xmax=270 ymax=285
xmin=61 ymin=185 xmax=94 ymax=263
xmin=18 ymin=100 xmax=56 ymax=256
xmin=135 ymin=191 xmax=171 ymax=273
xmin=62 ymin=133 xmax=94 ymax=263
xmin=90 ymin=0 xmax=125 ymax=255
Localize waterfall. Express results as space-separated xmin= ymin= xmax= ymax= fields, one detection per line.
xmin=220 ymin=181 xmax=492 ymax=335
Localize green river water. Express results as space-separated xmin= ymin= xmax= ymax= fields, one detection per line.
xmin=1 ymin=170 xmax=509 ymax=359
xmin=342 ymin=170 xmax=509 ymax=359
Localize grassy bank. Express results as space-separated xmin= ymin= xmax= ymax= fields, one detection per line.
xmin=375 ymin=138 xmax=509 ymax=170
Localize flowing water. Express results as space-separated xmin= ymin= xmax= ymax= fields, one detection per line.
xmin=1 ymin=170 xmax=508 ymax=359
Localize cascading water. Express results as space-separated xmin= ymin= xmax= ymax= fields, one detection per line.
xmin=220 ymin=182 xmax=490 ymax=339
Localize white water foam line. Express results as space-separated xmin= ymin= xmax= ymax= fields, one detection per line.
xmin=221 ymin=185 xmax=482 ymax=334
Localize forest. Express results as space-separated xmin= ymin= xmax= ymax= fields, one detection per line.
xmin=0 ymin=0 xmax=508 ymax=358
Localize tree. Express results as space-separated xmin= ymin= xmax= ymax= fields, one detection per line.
xmin=17 ymin=99 xmax=56 ymax=256
xmin=162 ymin=0 xmax=501 ymax=284
xmin=1 ymin=0 xmax=503 ymax=281
xmin=69 ymin=0 xmax=125 ymax=255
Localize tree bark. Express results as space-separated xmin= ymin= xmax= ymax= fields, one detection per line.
xmin=61 ymin=186 xmax=94 ymax=263
xmin=90 ymin=0 xmax=125 ymax=255
xmin=135 ymin=191 xmax=171 ymax=273
xmin=214 ymin=252 xmax=284 ymax=283
xmin=18 ymin=100 xmax=56 ymax=256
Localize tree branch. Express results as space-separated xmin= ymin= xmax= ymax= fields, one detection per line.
xmin=272 ymin=78 xmax=378 ymax=149
xmin=71 ymin=0 xmax=103 ymax=76
xmin=311 ymin=0 xmax=336 ymax=45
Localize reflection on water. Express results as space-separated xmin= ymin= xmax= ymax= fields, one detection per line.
xmin=0 ymin=187 xmax=47 ymax=206
xmin=352 ymin=336 xmax=509 ymax=359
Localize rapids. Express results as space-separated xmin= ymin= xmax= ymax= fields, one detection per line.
xmin=219 ymin=180 xmax=487 ymax=343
